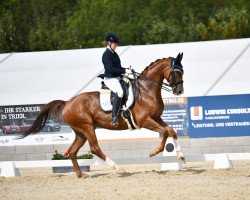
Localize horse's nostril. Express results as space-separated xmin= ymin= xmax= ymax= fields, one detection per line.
xmin=178 ymin=91 xmax=183 ymax=95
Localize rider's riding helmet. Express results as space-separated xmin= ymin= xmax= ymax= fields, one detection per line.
xmin=105 ymin=33 xmax=120 ymax=44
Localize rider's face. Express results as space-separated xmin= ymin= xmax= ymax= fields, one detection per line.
xmin=109 ymin=42 xmax=118 ymax=50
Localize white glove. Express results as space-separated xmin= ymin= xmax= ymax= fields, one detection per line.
xmin=125 ymin=68 xmax=132 ymax=74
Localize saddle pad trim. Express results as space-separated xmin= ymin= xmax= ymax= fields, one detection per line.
xmin=122 ymin=109 xmax=140 ymax=131
xmin=99 ymin=89 xmax=111 ymax=94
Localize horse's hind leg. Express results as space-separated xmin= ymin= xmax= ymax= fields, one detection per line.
xmin=83 ymin=124 xmax=125 ymax=174
xmin=68 ymin=132 xmax=88 ymax=178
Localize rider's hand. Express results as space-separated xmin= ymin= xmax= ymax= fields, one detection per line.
xmin=125 ymin=68 xmax=132 ymax=74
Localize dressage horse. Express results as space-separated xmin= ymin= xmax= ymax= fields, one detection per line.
xmin=25 ymin=52 xmax=185 ymax=178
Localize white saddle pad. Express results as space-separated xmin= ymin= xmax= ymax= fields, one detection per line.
xmin=99 ymin=78 xmax=134 ymax=112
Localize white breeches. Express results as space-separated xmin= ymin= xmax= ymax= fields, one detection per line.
xmin=104 ymin=77 xmax=124 ymax=98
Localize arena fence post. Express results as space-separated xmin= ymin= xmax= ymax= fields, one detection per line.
xmin=214 ymin=153 xmax=233 ymax=169
xmin=0 ymin=161 xmax=20 ymax=177
xmin=161 ymin=137 xmax=183 ymax=171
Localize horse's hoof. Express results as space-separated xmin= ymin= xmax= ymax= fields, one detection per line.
xmin=76 ymin=173 xmax=89 ymax=178
xmin=177 ymin=151 xmax=186 ymax=163
xmin=81 ymin=173 xmax=90 ymax=178
xmin=149 ymin=152 xmax=155 ymax=157
xmin=149 ymin=149 xmax=158 ymax=157
xmin=114 ymin=165 xmax=125 ymax=174
xmin=179 ymin=157 xmax=186 ymax=164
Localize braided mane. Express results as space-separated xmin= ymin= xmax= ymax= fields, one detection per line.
xmin=141 ymin=57 xmax=169 ymax=75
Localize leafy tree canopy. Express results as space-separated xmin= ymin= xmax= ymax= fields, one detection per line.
xmin=0 ymin=0 xmax=249 ymax=53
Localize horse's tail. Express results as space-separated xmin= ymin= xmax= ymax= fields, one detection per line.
xmin=23 ymin=100 xmax=65 ymax=137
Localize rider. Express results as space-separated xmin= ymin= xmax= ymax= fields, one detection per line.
xmin=102 ymin=33 xmax=132 ymax=126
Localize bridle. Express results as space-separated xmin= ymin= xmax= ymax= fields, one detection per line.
xmin=132 ymin=57 xmax=184 ymax=93
xmin=167 ymin=57 xmax=184 ymax=89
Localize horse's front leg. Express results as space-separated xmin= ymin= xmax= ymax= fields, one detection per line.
xmin=157 ymin=118 xmax=185 ymax=163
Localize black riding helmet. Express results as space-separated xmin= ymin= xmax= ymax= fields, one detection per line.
xmin=105 ymin=33 xmax=120 ymax=43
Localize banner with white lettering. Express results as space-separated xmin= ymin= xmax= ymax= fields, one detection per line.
xmin=0 ymin=104 xmax=71 ymax=137
xmin=0 ymin=104 xmax=159 ymax=146
xmin=1 ymin=94 xmax=250 ymax=142
xmin=188 ymin=94 xmax=250 ymax=138
xmin=162 ymin=97 xmax=188 ymax=137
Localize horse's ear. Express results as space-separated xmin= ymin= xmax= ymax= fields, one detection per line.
xmin=180 ymin=52 xmax=183 ymax=61
xmin=176 ymin=52 xmax=183 ymax=62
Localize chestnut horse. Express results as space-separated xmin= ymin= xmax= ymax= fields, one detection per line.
xmin=25 ymin=53 xmax=185 ymax=178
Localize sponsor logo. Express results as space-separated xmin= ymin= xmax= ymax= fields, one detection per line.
xmin=34 ymin=137 xmax=45 ymax=142
xmin=52 ymin=135 xmax=70 ymax=142
xmin=0 ymin=139 xmax=9 ymax=144
xmin=190 ymin=106 xmax=203 ymax=120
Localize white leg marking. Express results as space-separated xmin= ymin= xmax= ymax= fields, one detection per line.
xmin=173 ymin=138 xmax=182 ymax=152
xmin=106 ymin=157 xmax=116 ymax=167
xmin=106 ymin=157 xmax=125 ymax=174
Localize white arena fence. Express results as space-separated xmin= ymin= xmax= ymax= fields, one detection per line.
xmin=0 ymin=153 xmax=250 ymax=177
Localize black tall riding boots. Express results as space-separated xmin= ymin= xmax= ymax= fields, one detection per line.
xmin=112 ymin=93 xmax=122 ymax=125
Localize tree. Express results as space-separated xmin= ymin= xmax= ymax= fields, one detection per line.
xmin=0 ymin=0 xmax=249 ymax=53
xmin=0 ymin=0 xmax=76 ymax=52
xmin=196 ymin=6 xmax=248 ymax=40
xmin=0 ymin=0 xmax=34 ymax=52
xmin=28 ymin=0 xmax=76 ymax=51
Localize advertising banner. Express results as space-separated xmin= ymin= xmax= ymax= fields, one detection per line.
xmin=0 ymin=104 xmax=71 ymax=137
xmin=162 ymin=97 xmax=189 ymax=137
xmin=0 ymin=104 xmax=159 ymax=146
xmin=0 ymin=104 xmax=44 ymax=135
xmin=188 ymin=94 xmax=250 ymax=138
xmin=1 ymin=94 xmax=249 ymax=145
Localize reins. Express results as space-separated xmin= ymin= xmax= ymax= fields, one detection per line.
xmin=132 ymin=71 xmax=173 ymax=92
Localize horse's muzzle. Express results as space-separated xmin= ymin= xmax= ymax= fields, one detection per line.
xmin=173 ymin=85 xmax=184 ymax=96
